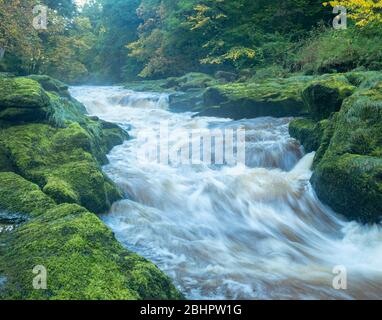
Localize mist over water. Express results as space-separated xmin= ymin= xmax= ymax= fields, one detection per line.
xmin=71 ymin=86 xmax=382 ymax=300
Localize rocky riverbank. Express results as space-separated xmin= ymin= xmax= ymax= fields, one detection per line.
xmin=1 ymin=69 xmax=381 ymax=299
xmin=0 ymin=74 xmax=182 ymax=300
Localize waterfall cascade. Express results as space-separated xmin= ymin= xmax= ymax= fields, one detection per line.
xmin=70 ymin=86 xmax=382 ymax=300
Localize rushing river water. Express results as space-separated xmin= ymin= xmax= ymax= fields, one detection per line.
xmin=70 ymin=86 xmax=382 ymax=300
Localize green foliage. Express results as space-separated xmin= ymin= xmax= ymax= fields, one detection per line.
xmin=2 ymin=0 xmax=382 ymax=82
xmin=0 ymin=0 xmax=42 ymax=75
xmin=293 ymin=25 xmax=382 ymax=74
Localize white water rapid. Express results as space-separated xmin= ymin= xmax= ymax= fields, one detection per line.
xmin=70 ymin=86 xmax=382 ymax=300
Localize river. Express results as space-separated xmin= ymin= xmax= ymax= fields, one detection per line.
xmin=70 ymin=86 xmax=382 ymax=300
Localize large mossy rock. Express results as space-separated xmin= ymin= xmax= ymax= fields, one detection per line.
xmin=291 ymin=72 xmax=382 ymax=223
xmin=0 ymin=76 xmax=128 ymax=214
xmin=311 ymin=85 xmax=382 ymax=223
xmin=0 ymin=122 xmax=125 ymax=214
xmin=0 ymin=77 xmax=50 ymax=109
xmin=0 ymin=173 xmax=182 ymax=300
xmin=0 ymin=172 xmax=56 ymax=216
xmin=289 ymin=118 xmax=329 ymax=153
xmin=199 ymin=76 xmax=312 ymax=119
xmin=26 ymin=75 xmax=70 ymax=98
xmin=0 ymin=75 xmax=182 ymax=300
xmin=301 ymin=74 xmax=355 ymax=120
xmin=0 ymin=77 xmax=50 ymax=123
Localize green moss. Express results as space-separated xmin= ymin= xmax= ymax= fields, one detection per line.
xmin=0 ymin=123 xmax=123 ymax=213
xmin=0 ymin=172 xmax=55 ymax=217
xmin=322 ymin=88 xmax=382 ymax=158
xmin=0 ymin=77 xmax=51 ymax=123
xmin=26 ymin=75 xmax=70 ymax=98
xmin=311 ymin=154 xmax=382 ymax=223
xmin=310 ymin=80 xmax=382 ymax=223
xmin=0 ymin=204 xmax=182 ymax=300
xmin=0 ymin=74 xmax=182 ymax=300
xmin=0 ymin=144 xmax=14 ymax=172
xmin=43 ymin=177 xmax=80 ymax=205
xmin=289 ymin=118 xmax=328 ymax=153
xmin=46 ymin=92 xmax=88 ymax=127
xmin=0 ymin=77 xmax=50 ymax=109
xmin=302 ymin=74 xmax=356 ymax=120
xmin=0 ymin=76 xmax=128 ymax=213
xmin=344 ymin=71 xmax=382 ymax=88
xmin=175 ymin=72 xmax=216 ymax=90
xmin=200 ymin=76 xmax=313 ymax=119
xmin=124 ymin=79 xmax=172 ymax=93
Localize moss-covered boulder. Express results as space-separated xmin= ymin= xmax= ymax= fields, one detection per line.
xmin=0 ymin=74 xmax=184 ymax=300
xmin=200 ymin=76 xmax=312 ymax=119
xmin=163 ymin=72 xmax=216 ymax=91
xmin=289 ymin=72 xmax=382 ymax=223
xmin=310 ymin=85 xmax=382 ymax=223
xmin=26 ymin=75 xmax=70 ymax=98
xmin=0 ymin=123 xmax=124 ymax=214
xmin=0 ymin=173 xmax=182 ymax=300
xmin=0 ymin=77 xmax=50 ymax=123
xmin=0 ymin=172 xmax=56 ymax=216
xmin=344 ymin=71 xmax=382 ymax=88
xmin=0 ymin=77 xmax=50 ymax=109
xmin=311 ymin=154 xmax=382 ymax=223
xmin=289 ymin=118 xmax=329 ymax=153
xmin=0 ymin=76 xmax=129 ymax=214
xmin=301 ymin=74 xmax=355 ymax=121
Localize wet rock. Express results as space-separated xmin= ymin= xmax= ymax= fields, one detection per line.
xmin=215 ymin=71 xmax=238 ymax=83
xmin=26 ymin=75 xmax=70 ymax=98
xmin=0 ymin=199 xmax=182 ymax=299
xmin=289 ymin=118 xmax=329 ymax=153
xmin=302 ymin=74 xmax=355 ymax=120
xmin=200 ymin=76 xmax=312 ymax=119
xmin=290 ymin=72 xmax=382 ymax=223
xmin=0 ymin=74 xmax=182 ymax=300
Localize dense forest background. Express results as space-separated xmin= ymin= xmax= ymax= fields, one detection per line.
xmin=1 ymin=0 xmax=382 ymax=84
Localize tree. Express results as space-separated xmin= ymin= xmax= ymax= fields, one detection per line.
xmin=0 ymin=0 xmax=42 ymax=74
xmin=43 ymin=0 xmax=77 ymax=18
